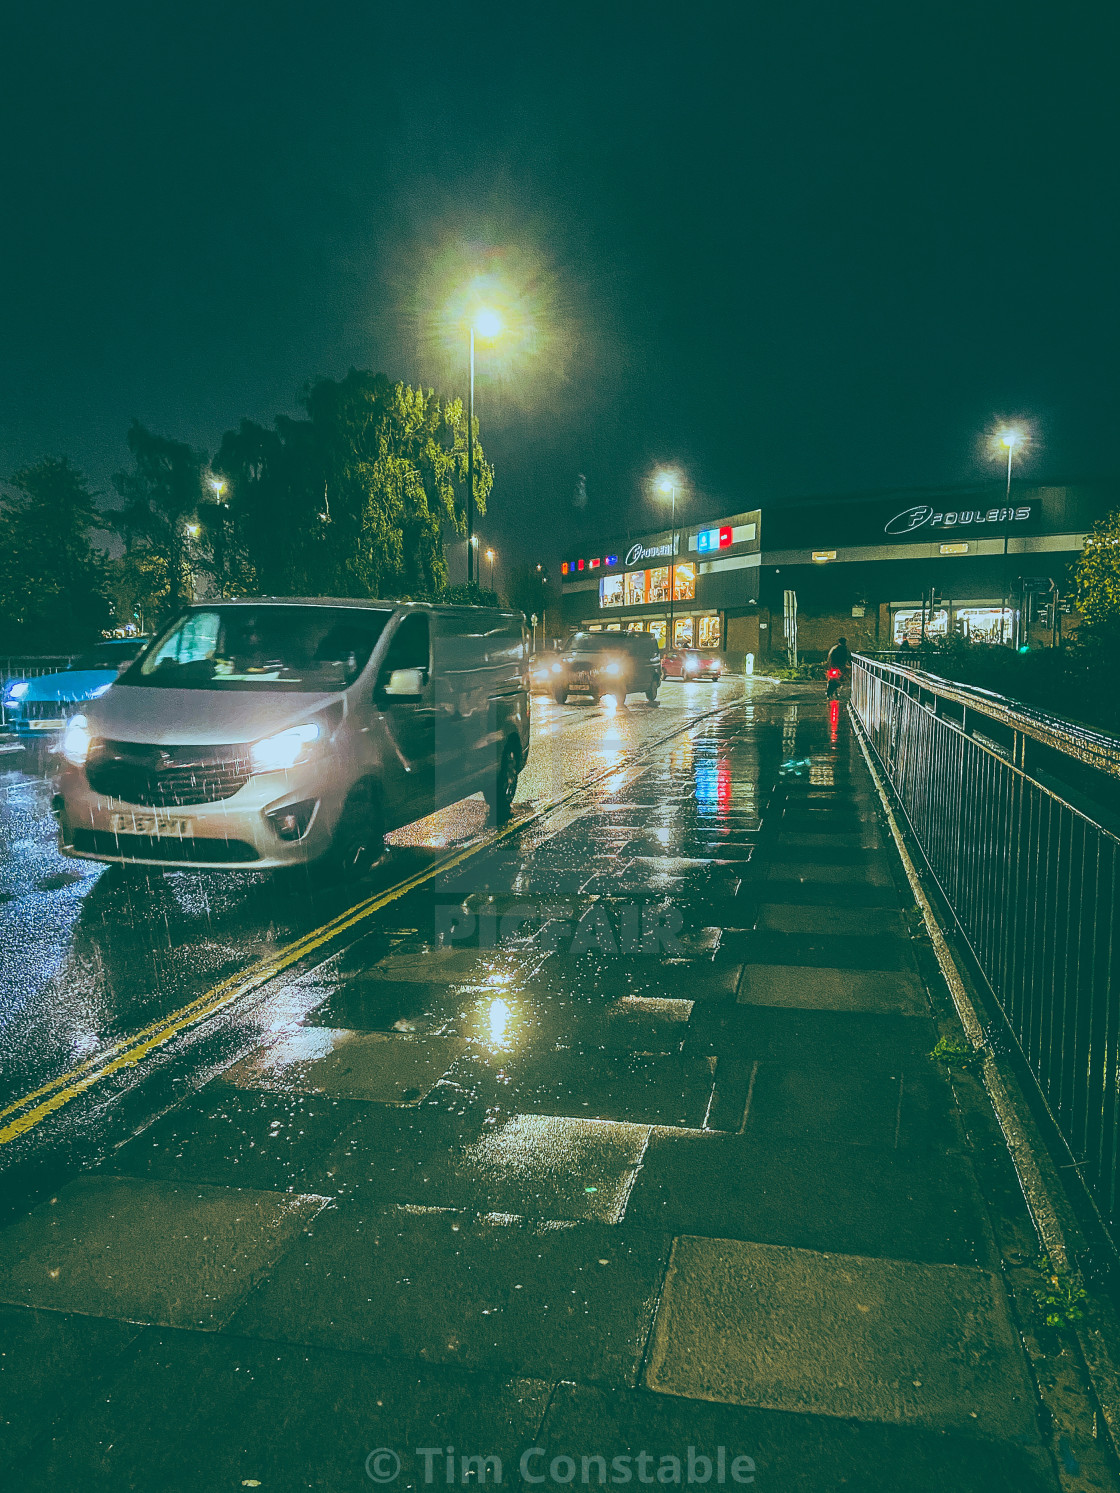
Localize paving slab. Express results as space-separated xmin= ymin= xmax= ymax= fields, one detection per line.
xmin=756 ymin=903 xmax=908 ymax=935
xmin=739 ymin=877 xmax=905 ymax=908
xmin=223 ymin=1027 xmax=467 ymax=1105
xmin=0 ymin=1305 xmax=142 ymax=1466
xmin=452 ymin=1114 xmax=650 ymax=1222
xmin=765 ymin=859 xmax=894 ymax=886
xmin=737 ymin=961 xmax=928 ymax=1013
xmin=229 ymin=1204 xmax=672 ymax=1386
xmin=448 ymin=1047 xmax=716 ymax=1129
xmin=742 ymin=1059 xmax=956 ymax=1151
xmin=644 ymin=1236 xmax=1038 ymax=1441
xmin=688 ymin=1002 xmax=939 ymax=1065
xmin=107 ymin=1086 xmax=361 ymax=1193
xmin=723 ymin=928 xmax=914 ymax=969
xmin=625 ymin=1129 xmax=992 ymax=1264
xmin=7 ymin=1328 xmax=552 ymax=1493
xmin=0 ymin=1176 xmax=326 ymax=1329
xmin=537 ymin=1381 xmax=1057 ymax=1493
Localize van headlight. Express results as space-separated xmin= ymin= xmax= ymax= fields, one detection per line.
xmin=61 ymin=714 xmax=93 ymax=765
xmin=603 ymin=659 xmax=621 ymax=675
xmin=250 ymin=722 xmax=321 ymax=773
xmin=4 ymin=680 xmax=29 ymax=705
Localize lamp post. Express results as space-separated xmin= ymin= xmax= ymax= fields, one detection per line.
xmin=209 ymin=477 xmax=227 ymax=596
xmin=994 ymin=426 xmax=1025 ymax=645
xmin=654 ymin=471 xmax=682 ymax=649
xmin=466 ymin=308 xmax=503 ymax=585
xmin=485 ymin=547 xmax=496 ymax=591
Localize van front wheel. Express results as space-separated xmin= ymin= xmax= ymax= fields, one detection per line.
xmin=485 ymin=740 xmax=520 ymax=826
xmin=328 ymin=781 xmax=386 ymax=879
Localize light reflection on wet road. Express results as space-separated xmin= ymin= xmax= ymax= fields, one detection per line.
xmin=0 ymin=679 xmax=757 ymax=1116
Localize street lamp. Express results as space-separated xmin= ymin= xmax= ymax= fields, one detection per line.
xmin=654 ymin=469 xmax=683 ymax=649
xmin=991 ymin=424 xmax=1028 ymax=645
xmin=209 ymin=477 xmax=226 ymax=502
xmin=466 ymin=308 xmax=503 ymax=585
xmin=485 ymin=547 xmax=496 ymax=590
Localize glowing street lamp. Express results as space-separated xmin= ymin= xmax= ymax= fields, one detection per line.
xmin=653 ymin=469 xmax=684 ymax=648
xmin=209 ymin=476 xmax=226 ymax=502
xmin=466 ymin=308 xmax=503 ymax=584
xmin=485 ymin=547 xmax=496 ymax=590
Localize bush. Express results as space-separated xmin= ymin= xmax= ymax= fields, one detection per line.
xmin=903 ymin=629 xmax=1120 ymax=736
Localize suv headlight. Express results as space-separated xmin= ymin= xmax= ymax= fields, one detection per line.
xmin=4 ymin=680 xmax=29 ymax=705
xmin=61 ymin=714 xmax=93 ymax=765
xmin=250 ymin=722 xmax=321 ymax=773
xmin=603 ymin=659 xmax=622 ymax=675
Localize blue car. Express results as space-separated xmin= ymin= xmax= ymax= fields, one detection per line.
xmin=3 ymin=638 xmax=148 ymax=746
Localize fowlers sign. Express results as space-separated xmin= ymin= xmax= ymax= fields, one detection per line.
xmin=624 ymin=537 xmax=676 ymax=565
xmin=883 ymin=502 xmax=1034 ymax=537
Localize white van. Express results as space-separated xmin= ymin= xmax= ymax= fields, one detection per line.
xmin=53 ymin=599 xmax=530 ymax=874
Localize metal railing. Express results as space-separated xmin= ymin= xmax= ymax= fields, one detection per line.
xmin=850 ymin=654 xmax=1120 ymax=1246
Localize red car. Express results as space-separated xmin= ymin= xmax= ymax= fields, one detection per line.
xmin=661 ymin=648 xmax=722 ymax=681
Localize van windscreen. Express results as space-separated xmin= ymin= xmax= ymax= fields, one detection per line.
xmin=124 ymin=606 xmax=392 ymax=692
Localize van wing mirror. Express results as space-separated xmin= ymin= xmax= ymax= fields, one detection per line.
xmin=382 ymin=666 xmax=426 ymax=698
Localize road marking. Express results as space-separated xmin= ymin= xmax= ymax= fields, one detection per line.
xmin=0 ymin=693 xmax=765 ymax=1148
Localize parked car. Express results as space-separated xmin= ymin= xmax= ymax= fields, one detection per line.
xmin=529 ymin=647 xmax=565 ymax=695
xmin=54 ymin=600 xmax=529 ymax=875
xmin=553 ymin=630 xmax=661 ymax=705
xmin=661 ymin=647 xmax=722 ymax=681
xmin=4 ymin=639 xmax=148 ymax=747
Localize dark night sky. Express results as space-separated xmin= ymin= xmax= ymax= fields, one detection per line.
xmin=2 ymin=1 xmax=1117 ymax=570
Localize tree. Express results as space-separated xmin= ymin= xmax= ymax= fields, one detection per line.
xmin=112 ymin=422 xmax=207 ymax=620
xmin=213 ymin=370 xmax=492 ymax=601
xmin=0 ymin=458 xmax=111 ymax=651
xmin=1075 ymin=508 xmax=1120 ymax=627
xmin=105 ymin=548 xmax=169 ymax=635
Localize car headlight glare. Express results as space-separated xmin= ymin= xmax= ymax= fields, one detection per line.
xmin=551 ymin=662 xmax=562 ymax=673
xmin=604 ymin=659 xmax=621 ymax=675
xmin=250 ymin=722 xmax=321 ymax=773
xmin=5 ymin=681 xmax=29 ymax=703
xmin=61 ymin=714 xmax=93 ymax=765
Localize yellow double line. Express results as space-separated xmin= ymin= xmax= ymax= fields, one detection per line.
xmin=0 ymin=694 xmax=756 ymax=1148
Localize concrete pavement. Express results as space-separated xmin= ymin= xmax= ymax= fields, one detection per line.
xmin=0 ymin=691 xmax=1109 ymax=1490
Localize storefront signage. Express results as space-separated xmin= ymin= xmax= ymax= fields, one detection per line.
xmin=625 ymin=539 xmax=675 ymax=565
xmin=884 ymin=502 xmax=1033 ymax=537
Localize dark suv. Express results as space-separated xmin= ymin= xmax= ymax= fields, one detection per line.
xmin=554 ymin=630 xmax=661 ymax=705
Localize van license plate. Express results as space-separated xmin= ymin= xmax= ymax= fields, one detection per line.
xmin=110 ymin=812 xmax=191 ymax=838
xmin=29 ymin=719 xmax=65 ymax=730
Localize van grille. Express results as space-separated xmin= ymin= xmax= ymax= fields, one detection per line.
xmin=86 ymin=741 xmax=252 ymax=807
xmin=72 ymin=829 xmax=259 ymax=863
xmin=20 ymin=700 xmax=75 ymax=720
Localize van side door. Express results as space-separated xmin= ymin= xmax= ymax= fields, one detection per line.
xmin=372 ymin=611 xmax=436 ymax=821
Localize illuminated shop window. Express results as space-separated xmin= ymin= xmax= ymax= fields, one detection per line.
xmin=955 ymin=607 xmax=1013 ymax=643
xmin=892 ymin=608 xmax=948 ymax=645
xmin=648 ymin=566 xmax=670 ymax=604
xmin=599 ymin=574 xmax=625 ymax=608
xmin=647 ymin=619 xmax=667 ymax=648
xmin=673 ymin=616 xmax=695 ymax=648
xmin=625 ymin=570 xmax=648 ymax=606
xmin=697 ymin=614 xmax=721 ymax=648
xmin=673 ymin=563 xmax=696 ymax=602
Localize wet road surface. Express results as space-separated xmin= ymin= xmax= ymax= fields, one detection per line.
xmin=0 ymin=681 xmax=751 ymax=1128
xmin=0 ymin=684 xmax=1109 ymax=1490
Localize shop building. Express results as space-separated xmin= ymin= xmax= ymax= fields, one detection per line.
xmin=558 ymin=482 xmax=1110 ymax=662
